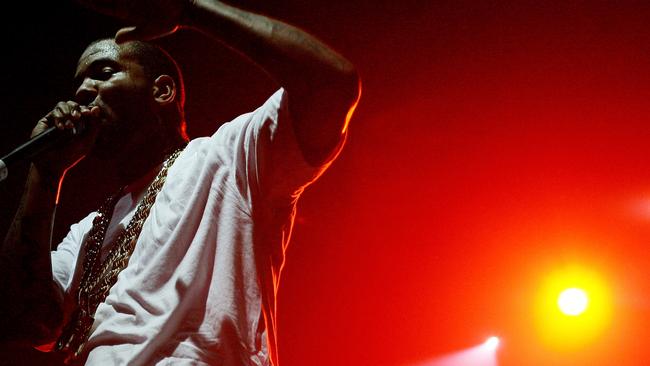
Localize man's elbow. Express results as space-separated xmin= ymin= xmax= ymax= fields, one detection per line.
xmin=334 ymin=60 xmax=362 ymax=110
xmin=313 ymin=61 xmax=361 ymax=136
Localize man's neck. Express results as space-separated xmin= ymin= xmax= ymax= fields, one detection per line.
xmin=116 ymin=147 xmax=171 ymax=189
xmin=91 ymin=124 xmax=187 ymax=195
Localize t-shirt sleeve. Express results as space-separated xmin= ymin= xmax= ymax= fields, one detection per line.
xmin=211 ymin=88 xmax=346 ymax=208
xmin=51 ymin=212 xmax=96 ymax=294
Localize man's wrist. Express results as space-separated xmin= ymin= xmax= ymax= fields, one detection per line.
xmin=28 ymin=164 xmax=62 ymax=195
xmin=0 ymin=159 xmax=8 ymax=182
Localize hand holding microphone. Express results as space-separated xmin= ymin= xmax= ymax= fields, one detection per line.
xmin=0 ymin=102 xmax=100 ymax=182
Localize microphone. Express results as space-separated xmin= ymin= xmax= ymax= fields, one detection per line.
xmin=0 ymin=126 xmax=78 ymax=182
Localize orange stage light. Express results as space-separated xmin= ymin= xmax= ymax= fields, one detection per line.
xmin=534 ymin=264 xmax=613 ymax=352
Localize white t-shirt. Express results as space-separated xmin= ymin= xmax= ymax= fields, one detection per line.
xmin=50 ymin=89 xmax=341 ymax=366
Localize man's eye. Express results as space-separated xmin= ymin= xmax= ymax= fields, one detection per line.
xmin=96 ymin=67 xmax=115 ymax=79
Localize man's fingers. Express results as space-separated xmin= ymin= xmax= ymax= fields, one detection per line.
xmin=115 ymin=26 xmax=140 ymax=43
xmin=34 ymin=101 xmax=99 ymax=140
xmin=51 ymin=101 xmax=86 ymax=130
xmin=115 ymin=25 xmax=179 ymax=43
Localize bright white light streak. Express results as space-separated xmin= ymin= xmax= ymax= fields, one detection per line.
xmin=485 ymin=336 xmax=500 ymax=350
xmin=410 ymin=336 xmax=500 ymax=366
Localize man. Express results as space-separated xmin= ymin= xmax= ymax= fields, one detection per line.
xmin=0 ymin=0 xmax=360 ymax=365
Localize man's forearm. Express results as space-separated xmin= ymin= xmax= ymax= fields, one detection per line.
xmin=185 ymin=1 xmax=357 ymax=99
xmin=1 ymin=164 xmax=63 ymax=342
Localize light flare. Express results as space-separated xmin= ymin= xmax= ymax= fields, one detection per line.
xmin=535 ymin=264 xmax=612 ymax=351
xmin=557 ymin=288 xmax=589 ymax=316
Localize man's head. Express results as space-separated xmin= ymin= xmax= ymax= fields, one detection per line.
xmin=74 ymin=38 xmax=188 ymax=161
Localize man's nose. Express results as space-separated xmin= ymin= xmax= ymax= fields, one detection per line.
xmin=75 ymin=78 xmax=98 ymax=106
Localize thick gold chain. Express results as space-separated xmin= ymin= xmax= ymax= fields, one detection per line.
xmin=55 ymin=148 xmax=183 ymax=363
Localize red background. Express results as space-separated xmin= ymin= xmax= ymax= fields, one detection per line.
xmin=1 ymin=1 xmax=650 ymax=365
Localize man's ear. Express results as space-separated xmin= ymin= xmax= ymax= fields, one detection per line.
xmin=152 ymin=75 xmax=177 ymax=106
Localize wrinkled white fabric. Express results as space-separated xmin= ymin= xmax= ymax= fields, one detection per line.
xmin=51 ymin=89 xmax=341 ymax=365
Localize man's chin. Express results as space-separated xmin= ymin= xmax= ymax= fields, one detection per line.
xmin=88 ymin=133 xmax=118 ymax=160
xmin=87 ymin=122 xmax=125 ymax=160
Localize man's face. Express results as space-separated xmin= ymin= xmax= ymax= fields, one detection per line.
xmin=74 ymin=39 xmax=154 ymax=158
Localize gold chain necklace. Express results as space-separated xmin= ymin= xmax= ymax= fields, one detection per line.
xmin=55 ymin=148 xmax=183 ymax=363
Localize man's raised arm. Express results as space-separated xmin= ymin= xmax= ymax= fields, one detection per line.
xmin=78 ymin=0 xmax=361 ymax=166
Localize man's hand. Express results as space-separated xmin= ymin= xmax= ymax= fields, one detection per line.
xmin=31 ymin=101 xmax=101 ymax=181
xmin=75 ymin=0 xmax=189 ymax=43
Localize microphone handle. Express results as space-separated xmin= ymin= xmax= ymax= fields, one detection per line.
xmin=0 ymin=127 xmax=75 ymax=182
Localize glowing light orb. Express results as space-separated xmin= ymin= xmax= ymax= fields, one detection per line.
xmin=557 ymin=288 xmax=589 ymax=316
xmin=484 ymin=336 xmax=500 ymax=350
xmin=534 ymin=264 xmax=613 ymax=350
